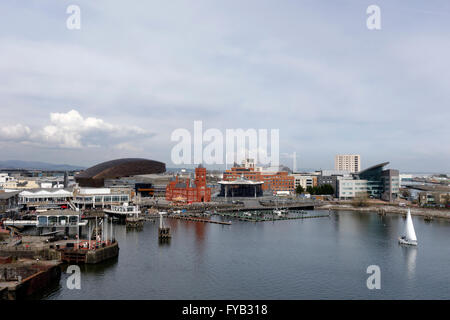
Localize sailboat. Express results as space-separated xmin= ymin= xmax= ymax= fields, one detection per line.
xmin=398 ymin=209 xmax=418 ymax=246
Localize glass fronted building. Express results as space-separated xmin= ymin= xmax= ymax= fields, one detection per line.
xmin=338 ymin=162 xmax=399 ymax=201
xmin=73 ymin=187 xmax=131 ymax=209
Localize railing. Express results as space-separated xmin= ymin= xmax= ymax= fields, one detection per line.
xmin=36 ymin=222 xmax=80 ymax=227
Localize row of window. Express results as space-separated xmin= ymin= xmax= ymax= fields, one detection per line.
xmin=74 ymin=195 xmax=129 ymax=202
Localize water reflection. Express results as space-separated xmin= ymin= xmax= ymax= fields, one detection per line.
xmin=44 ymin=210 xmax=450 ymax=300
xmin=400 ymin=246 xmax=417 ymax=279
xmin=59 ymin=257 xmax=119 ymax=274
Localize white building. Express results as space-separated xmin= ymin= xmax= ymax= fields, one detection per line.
xmin=19 ymin=189 xmax=73 ymax=208
xmin=291 ymin=174 xmax=316 ymax=190
xmin=73 ymin=187 xmax=131 ymax=209
xmin=334 ymin=154 xmax=361 ymax=173
xmin=337 ymin=177 xmax=369 ymax=199
xmin=0 ymin=173 xmax=16 ymax=188
xmin=320 ymin=170 xmax=351 ymax=177
xmin=241 ymin=158 xmax=263 ymax=172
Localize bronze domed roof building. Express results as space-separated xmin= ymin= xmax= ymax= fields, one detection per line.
xmin=75 ymin=158 xmax=166 ymax=187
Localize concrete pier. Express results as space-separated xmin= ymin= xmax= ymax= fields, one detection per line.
xmin=0 ymin=259 xmax=62 ymax=300
xmin=60 ymin=241 xmax=119 ymax=264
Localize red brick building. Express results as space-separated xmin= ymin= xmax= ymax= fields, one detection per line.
xmin=223 ymin=167 xmax=294 ymax=193
xmin=166 ymin=166 xmax=211 ymax=203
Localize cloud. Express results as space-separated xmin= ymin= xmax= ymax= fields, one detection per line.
xmin=0 ymin=124 xmax=31 ymax=141
xmin=0 ymin=1 xmax=449 ymax=171
xmin=0 ymin=109 xmax=152 ymax=149
xmin=114 ymin=142 xmax=143 ymax=152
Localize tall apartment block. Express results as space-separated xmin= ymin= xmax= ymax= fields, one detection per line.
xmin=334 ymin=154 xmax=361 ymax=173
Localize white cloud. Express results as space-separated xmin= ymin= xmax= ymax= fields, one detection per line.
xmin=0 ymin=124 xmax=31 ymax=141
xmin=114 ymin=142 xmax=143 ymax=152
xmin=0 ymin=109 xmax=151 ymax=149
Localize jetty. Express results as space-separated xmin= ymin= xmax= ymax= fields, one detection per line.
xmin=158 ymin=212 xmax=171 ymax=241
xmin=168 ymin=215 xmax=231 ymax=225
xmin=214 ymin=211 xmax=330 ymax=222
xmin=59 ymin=240 xmax=119 ymax=264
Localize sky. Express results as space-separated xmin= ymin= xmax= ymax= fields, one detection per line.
xmin=0 ymin=0 xmax=449 ymax=172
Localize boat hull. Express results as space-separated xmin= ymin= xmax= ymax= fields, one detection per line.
xmin=398 ymin=237 xmax=417 ymax=246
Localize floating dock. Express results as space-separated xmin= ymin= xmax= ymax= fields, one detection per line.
xmin=168 ymin=215 xmax=232 ymax=225
xmin=126 ymin=217 xmax=144 ymax=229
xmin=214 ymin=211 xmax=330 ymax=222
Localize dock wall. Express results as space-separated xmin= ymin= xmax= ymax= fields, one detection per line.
xmin=85 ymin=242 xmax=119 ymax=264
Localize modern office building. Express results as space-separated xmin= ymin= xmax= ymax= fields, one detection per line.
xmin=337 ymin=162 xmax=399 ymax=201
xmin=380 ymin=169 xmax=400 ymax=201
xmin=334 ymin=154 xmax=361 ymax=173
xmin=337 ymin=178 xmax=369 ymax=199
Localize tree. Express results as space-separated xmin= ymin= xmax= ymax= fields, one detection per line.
xmin=305 ymin=184 xmax=335 ymax=195
xmin=401 ymin=189 xmax=411 ymax=199
xmin=295 ymin=185 xmax=305 ymax=194
xmin=316 ymin=184 xmax=334 ymax=195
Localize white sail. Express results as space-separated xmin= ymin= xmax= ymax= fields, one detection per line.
xmin=405 ymin=209 xmax=417 ymax=241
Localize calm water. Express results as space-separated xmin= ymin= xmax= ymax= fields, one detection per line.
xmin=43 ymin=210 xmax=450 ymax=300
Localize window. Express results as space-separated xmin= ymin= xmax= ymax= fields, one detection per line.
xmin=38 ymin=216 xmax=48 ymax=226
xmin=48 ymin=216 xmax=57 ymax=225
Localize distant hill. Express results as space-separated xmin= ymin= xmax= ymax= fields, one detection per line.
xmin=0 ymin=160 xmax=85 ymax=171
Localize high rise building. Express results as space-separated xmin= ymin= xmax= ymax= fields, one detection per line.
xmin=334 ymin=154 xmax=361 ymax=173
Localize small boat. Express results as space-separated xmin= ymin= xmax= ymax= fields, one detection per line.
xmin=398 ymin=209 xmax=418 ymax=246
xmin=273 ymin=208 xmax=288 ymax=215
xmin=203 ymin=211 xmax=212 ymax=217
xmin=424 ymin=215 xmax=433 ymax=222
xmin=104 ymin=203 xmax=140 ymax=217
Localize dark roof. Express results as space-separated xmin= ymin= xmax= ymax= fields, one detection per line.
xmin=0 ymin=191 xmax=20 ymax=199
xmin=37 ymin=209 xmax=80 ymax=216
xmin=357 ymin=162 xmax=389 ymax=175
xmin=75 ymin=158 xmax=165 ymax=187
